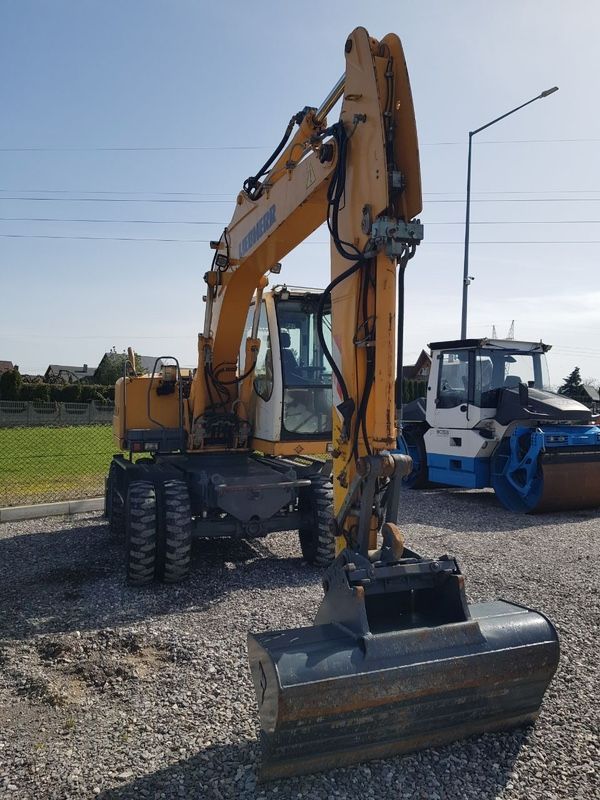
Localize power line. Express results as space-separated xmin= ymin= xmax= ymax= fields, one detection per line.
xmin=426 ymin=197 xmax=600 ymax=205
xmin=0 ymin=331 xmax=190 ymax=340
xmin=1 ymin=138 xmax=600 ymax=152
xmin=3 ymin=187 xmax=600 ymax=198
xmin=423 ymin=240 xmax=600 ymax=244
xmin=3 ymin=216 xmax=600 ymax=226
xmin=425 ymin=138 xmax=600 ymax=146
xmin=0 ymin=216 xmax=222 ymax=225
xmin=428 ymin=220 xmax=600 ymax=225
xmin=0 ymin=233 xmax=211 ymax=242
xmin=553 ymin=345 xmax=600 ymax=356
xmin=3 ymin=195 xmax=600 ymax=205
xmin=0 ymin=196 xmax=232 ymax=204
xmin=0 ymin=188 xmax=232 ymax=197
xmin=0 ymin=145 xmax=268 ymax=153
xmin=426 ymin=190 xmax=600 ymax=196
xmin=3 ymin=232 xmax=600 ymax=244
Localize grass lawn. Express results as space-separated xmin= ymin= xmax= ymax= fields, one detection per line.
xmin=0 ymin=425 xmax=116 ymax=507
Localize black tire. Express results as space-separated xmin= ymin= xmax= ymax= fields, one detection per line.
xmin=125 ymin=481 xmax=157 ymax=586
xmin=402 ymin=429 xmax=429 ymax=489
xmin=298 ymin=475 xmax=335 ymax=566
xmin=157 ymin=479 xmax=192 ymax=584
xmin=106 ymin=462 xmax=125 ymax=540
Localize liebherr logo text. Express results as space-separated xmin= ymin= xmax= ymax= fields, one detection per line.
xmin=239 ymin=205 xmax=276 ymax=258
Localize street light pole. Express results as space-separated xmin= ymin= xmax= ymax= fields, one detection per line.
xmin=460 ymin=86 xmax=558 ymax=339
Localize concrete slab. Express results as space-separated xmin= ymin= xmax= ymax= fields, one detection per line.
xmin=0 ymin=497 xmax=104 ymax=523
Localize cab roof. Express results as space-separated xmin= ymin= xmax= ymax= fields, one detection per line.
xmin=428 ymin=338 xmax=551 ymax=353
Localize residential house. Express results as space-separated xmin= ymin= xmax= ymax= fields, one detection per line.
xmin=402 ymin=349 xmax=432 ymax=382
xmin=44 ymin=364 xmax=97 ymax=383
xmin=582 ymin=384 xmax=600 ymax=414
xmin=94 ymin=352 xmax=165 ymax=380
xmin=138 ymin=355 xmax=165 ymax=374
xmin=0 ymin=360 xmax=14 ymax=375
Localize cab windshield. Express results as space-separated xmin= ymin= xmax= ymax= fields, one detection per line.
xmin=474 ymin=348 xmax=550 ymax=408
xmin=277 ymin=297 xmax=332 ymax=436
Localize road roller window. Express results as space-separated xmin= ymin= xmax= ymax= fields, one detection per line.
xmin=437 ymin=351 xmax=469 ymax=408
xmin=475 ymin=349 xmax=551 ymax=408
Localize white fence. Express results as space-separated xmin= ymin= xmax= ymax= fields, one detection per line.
xmin=0 ymin=400 xmax=115 ymax=428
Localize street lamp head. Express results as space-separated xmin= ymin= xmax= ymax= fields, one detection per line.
xmin=540 ymin=86 xmax=559 ymax=98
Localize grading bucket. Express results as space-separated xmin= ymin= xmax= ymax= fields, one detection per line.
xmin=248 ymin=550 xmax=559 ymax=780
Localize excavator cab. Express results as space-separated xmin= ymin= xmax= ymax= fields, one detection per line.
xmin=242 ymin=286 xmax=332 ymax=454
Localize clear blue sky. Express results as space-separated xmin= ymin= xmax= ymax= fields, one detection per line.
xmin=2 ymin=0 xmax=599 ymax=386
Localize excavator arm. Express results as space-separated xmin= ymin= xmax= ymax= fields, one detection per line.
xmin=232 ymin=28 xmax=558 ymax=780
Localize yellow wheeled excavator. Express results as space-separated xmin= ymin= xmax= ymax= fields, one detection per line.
xmin=105 ymin=26 xmax=559 ymax=780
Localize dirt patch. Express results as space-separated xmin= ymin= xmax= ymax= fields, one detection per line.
xmin=14 ymin=672 xmax=76 ymax=707
xmin=4 ymin=629 xmax=174 ymax=707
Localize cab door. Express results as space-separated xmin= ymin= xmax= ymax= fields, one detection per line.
xmin=431 ymin=350 xmax=471 ymax=429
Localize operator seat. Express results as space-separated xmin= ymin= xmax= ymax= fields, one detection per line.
xmin=504 ymin=375 xmax=522 ymax=389
xmin=280 ymin=331 xmax=298 ymax=373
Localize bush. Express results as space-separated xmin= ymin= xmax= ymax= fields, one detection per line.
xmin=0 ymin=367 xmax=22 ymax=400
xmin=19 ymin=383 xmax=51 ymax=401
xmin=80 ymin=384 xmax=107 ymax=403
xmin=1 ymin=382 xmax=113 ymax=403
xmin=400 ymin=379 xmax=428 ymax=405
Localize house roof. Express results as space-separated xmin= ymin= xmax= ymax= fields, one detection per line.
xmin=96 ymin=353 xmax=165 ymax=374
xmin=582 ymin=384 xmax=600 ymax=401
xmin=402 ymin=350 xmax=432 ymax=379
xmin=0 ymin=360 xmax=14 ymax=373
xmin=138 ymin=356 xmax=165 ymax=373
xmin=45 ymin=364 xmax=97 ymax=381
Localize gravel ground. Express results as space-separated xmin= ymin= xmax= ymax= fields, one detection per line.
xmin=0 ymin=488 xmax=598 ymax=800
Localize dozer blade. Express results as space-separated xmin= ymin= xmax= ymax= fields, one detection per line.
xmin=248 ymin=550 xmax=559 ymax=780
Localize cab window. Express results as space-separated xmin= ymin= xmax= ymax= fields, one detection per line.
xmin=437 ymin=351 xmax=469 ymax=408
xmin=240 ymin=301 xmax=273 ymax=400
xmin=473 ymin=348 xmax=548 ymax=408
xmin=277 ymin=297 xmax=332 ymax=436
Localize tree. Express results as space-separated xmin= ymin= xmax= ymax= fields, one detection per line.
xmin=558 ymin=366 xmax=587 ymax=402
xmin=0 ymin=366 xmax=22 ymax=400
xmin=94 ymin=347 xmax=144 ymax=386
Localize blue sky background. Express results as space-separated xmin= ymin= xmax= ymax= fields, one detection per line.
xmin=1 ymin=0 xmax=599 ymax=386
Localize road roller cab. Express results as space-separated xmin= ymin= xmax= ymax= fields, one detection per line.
xmin=401 ymin=338 xmax=600 ymax=512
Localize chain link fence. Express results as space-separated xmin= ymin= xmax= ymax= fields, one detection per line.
xmin=0 ymin=401 xmax=116 ymax=507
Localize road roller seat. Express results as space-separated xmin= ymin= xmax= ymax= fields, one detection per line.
xmin=504 ymin=375 xmax=523 ymax=389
